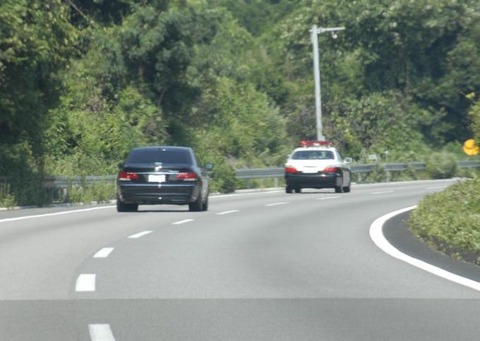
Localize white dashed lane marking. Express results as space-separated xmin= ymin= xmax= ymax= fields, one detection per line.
xmin=89 ymin=324 xmax=116 ymax=341
xmin=128 ymin=231 xmax=153 ymax=239
xmin=93 ymin=248 xmax=115 ymax=258
xmin=75 ymin=274 xmax=96 ymax=292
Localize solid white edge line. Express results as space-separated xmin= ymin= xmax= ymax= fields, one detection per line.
xmin=89 ymin=324 xmax=116 ymax=341
xmin=93 ymin=247 xmax=115 ymax=258
xmin=369 ymin=206 xmax=480 ymax=292
xmin=0 ymin=206 xmax=114 ymax=223
xmin=76 ymin=274 xmax=96 ymax=292
xmin=172 ymin=219 xmax=194 ymax=225
xmin=128 ymin=230 xmax=153 ymax=239
xmin=370 ymin=191 xmax=394 ymax=195
xmin=265 ymin=202 xmax=288 ymax=207
xmin=216 ymin=210 xmax=239 ymax=215
xmin=426 ymin=186 xmax=448 ymax=190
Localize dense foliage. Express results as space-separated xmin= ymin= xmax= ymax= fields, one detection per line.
xmin=407 ymin=95 xmax=480 ymax=265
xmin=408 ymin=177 xmax=480 ymax=265
xmin=1 ymin=0 xmax=480 ymax=205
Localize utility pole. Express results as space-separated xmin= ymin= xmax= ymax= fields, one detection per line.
xmin=310 ymin=25 xmax=345 ymax=141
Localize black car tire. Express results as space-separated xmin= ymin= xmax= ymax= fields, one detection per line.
xmin=343 ymin=183 xmax=351 ymax=193
xmin=286 ymin=186 xmax=293 ymax=194
xmin=189 ymin=193 xmax=203 ymax=212
xmin=202 ymin=194 xmax=209 ymax=211
xmin=294 ymin=187 xmax=302 ymax=193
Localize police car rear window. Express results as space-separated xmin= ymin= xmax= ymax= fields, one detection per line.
xmin=292 ymin=150 xmax=334 ymax=160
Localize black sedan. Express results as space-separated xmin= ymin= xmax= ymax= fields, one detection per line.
xmin=116 ymin=146 xmax=212 ymax=212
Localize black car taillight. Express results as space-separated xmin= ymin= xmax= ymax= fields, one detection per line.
xmin=175 ymin=172 xmax=198 ymax=181
xmin=118 ymin=170 xmax=140 ymax=181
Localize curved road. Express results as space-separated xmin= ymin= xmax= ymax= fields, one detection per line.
xmin=1 ymin=180 xmax=479 ymax=340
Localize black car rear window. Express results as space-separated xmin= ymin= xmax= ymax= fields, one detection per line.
xmin=127 ymin=148 xmax=192 ymax=164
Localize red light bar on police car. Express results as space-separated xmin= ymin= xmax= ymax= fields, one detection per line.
xmin=299 ymin=140 xmax=334 ymax=147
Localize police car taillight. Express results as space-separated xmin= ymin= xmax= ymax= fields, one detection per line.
xmin=285 ymin=166 xmax=298 ymax=174
xmin=299 ymin=140 xmax=334 ymax=147
xmin=323 ymin=166 xmax=339 ymax=173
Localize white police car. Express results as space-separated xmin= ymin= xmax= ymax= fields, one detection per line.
xmin=284 ymin=141 xmax=352 ymax=193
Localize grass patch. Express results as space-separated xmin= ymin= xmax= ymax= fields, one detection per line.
xmin=0 ymin=183 xmax=17 ymax=209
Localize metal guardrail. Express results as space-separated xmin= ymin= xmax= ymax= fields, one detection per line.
xmin=42 ymin=175 xmax=117 ymax=188
xmin=458 ymin=160 xmax=480 ymax=168
xmin=2 ymin=161 xmax=480 ymax=188
xmin=235 ymin=162 xmax=423 ymax=179
xmin=235 ymin=161 xmax=480 ymax=179
xmin=235 ymin=168 xmax=285 ymax=179
xmin=1 ymin=161 xmax=479 ymax=206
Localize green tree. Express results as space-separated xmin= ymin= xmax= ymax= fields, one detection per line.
xmin=334 ymin=0 xmax=479 ymax=146
xmin=119 ymin=2 xmax=218 ymax=118
xmin=192 ymin=77 xmax=287 ymax=166
xmin=326 ymin=91 xmax=427 ymax=159
xmin=67 ymin=0 xmax=133 ymax=26
xmin=0 ymin=0 xmax=78 ymax=204
xmin=207 ymin=0 xmax=297 ymax=36
xmin=259 ymin=0 xmax=480 ymax=154
xmin=0 ymin=0 xmax=77 ymax=147
xmin=44 ymin=24 xmax=167 ymax=175
xmin=469 ymin=95 xmax=480 ymax=142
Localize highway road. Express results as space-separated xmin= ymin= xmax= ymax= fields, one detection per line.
xmin=1 ymin=180 xmax=480 ymax=340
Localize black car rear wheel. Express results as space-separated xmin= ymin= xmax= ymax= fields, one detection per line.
xmin=116 ymin=196 xmax=138 ymax=212
xmin=189 ymin=193 xmax=203 ymax=212
xmin=202 ymin=194 xmax=209 ymax=211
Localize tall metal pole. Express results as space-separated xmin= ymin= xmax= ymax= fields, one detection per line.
xmin=311 ymin=25 xmax=323 ymax=141
xmin=310 ymin=25 xmax=345 ymax=141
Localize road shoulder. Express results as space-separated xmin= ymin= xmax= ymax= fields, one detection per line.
xmin=372 ymin=207 xmax=480 ymax=290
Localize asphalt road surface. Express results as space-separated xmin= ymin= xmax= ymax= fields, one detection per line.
xmin=1 ymin=179 xmax=480 ymax=340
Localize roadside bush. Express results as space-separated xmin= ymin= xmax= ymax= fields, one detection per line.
xmin=67 ymin=186 xmax=85 ymax=204
xmin=408 ymin=177 xmax=480 ymax=265
xmin=87 ymin=182 xmax=116 ymax=203
xmin=66 ymin=182 xmax=116 ymax=204
xmin=362 ymin=163 xmax=388 ymax=183
xmin=425 ymin=151 xmax=458 ymax=179
xmin=210 ymin=163 xmax=238 ymax=193
xmin=0 ymin=184 xmax=16 ymax=209
xmin=456 ymin=166 xmax=480 ymax=179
